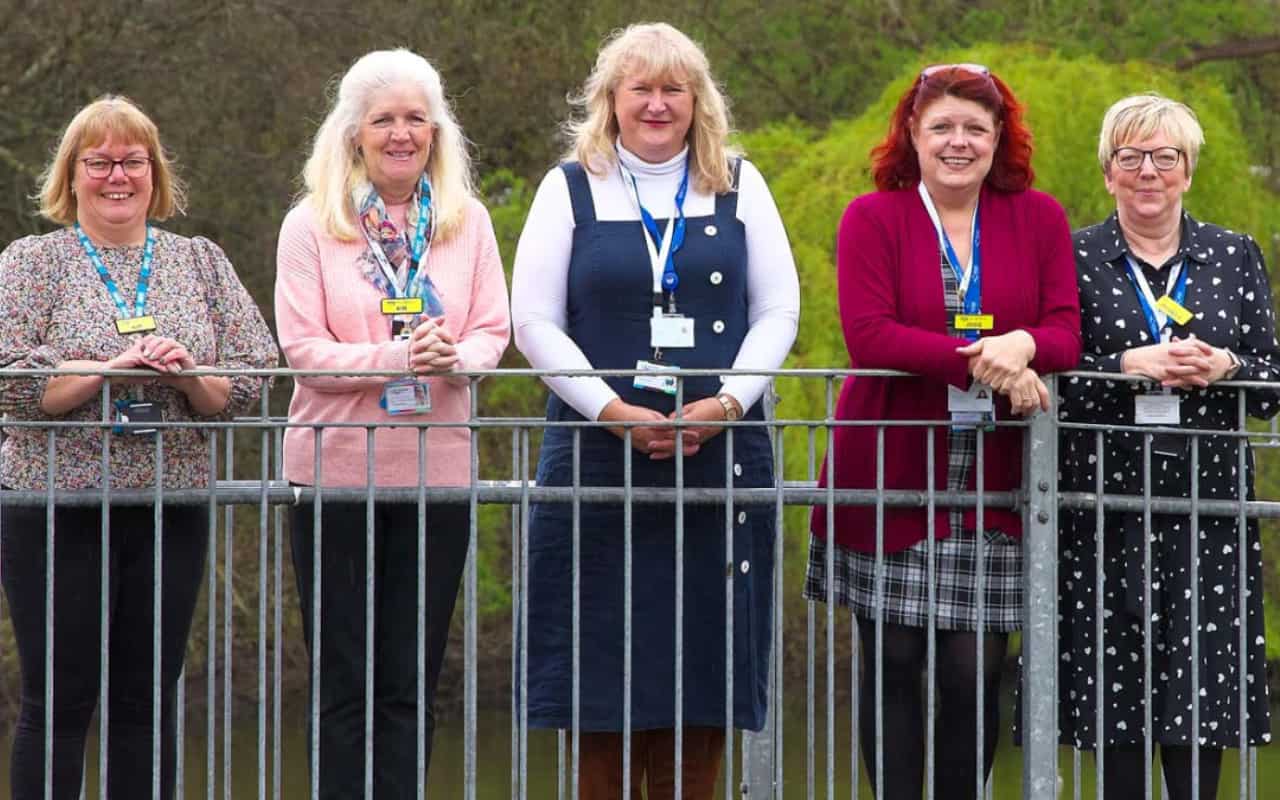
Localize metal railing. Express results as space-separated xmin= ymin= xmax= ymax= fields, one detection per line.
xmin=0 ymin=366 xmax=1275 ymax=799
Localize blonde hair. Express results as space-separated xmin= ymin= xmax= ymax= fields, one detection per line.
xmin=301 ymin=48 xmax=475 ymax=242
xmin=565 ymin=22 xmax=739 ymax=194
xmin=1097 ymin=93 xmax=1205 ymax=177
xmin=37 ymin=95 xmax=186 ymax=225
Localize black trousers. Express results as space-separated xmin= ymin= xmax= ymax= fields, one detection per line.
xmin=290 ymin=498 xmax=470 ymax=800
xmin=1 ymin=502 xmax=207 ymax=800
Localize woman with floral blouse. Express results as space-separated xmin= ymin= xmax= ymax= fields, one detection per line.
xmin=0 ymin=96 xmax=277 ymax=799
xmin=1058 ymin=93 xmax=1278 ymax=800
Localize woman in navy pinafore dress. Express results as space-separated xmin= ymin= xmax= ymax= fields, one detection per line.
xmin=510 ymin=22 xmax=800 ymax=799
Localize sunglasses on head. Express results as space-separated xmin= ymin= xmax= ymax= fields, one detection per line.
xmin=919 ymin=63 xmax=991 ymax=82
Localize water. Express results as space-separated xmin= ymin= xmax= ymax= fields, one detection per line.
xmin=3 ymin=705 xmax=1278 ymax=797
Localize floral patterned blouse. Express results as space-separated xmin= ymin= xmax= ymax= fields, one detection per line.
xmin=0 ymin=227 xmax=279 ymax=490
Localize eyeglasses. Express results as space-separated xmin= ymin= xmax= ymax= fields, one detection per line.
xmin=920 ymin=63 xmax=990 ymax=81
xmin=80 ymin=156 xmax=152 ymax=179
xmin=1111 ymin=146 xmax=1183 ymax=172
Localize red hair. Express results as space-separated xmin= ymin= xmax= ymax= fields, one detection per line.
xmin=870 ymin=67 xmax=1034 ymax=193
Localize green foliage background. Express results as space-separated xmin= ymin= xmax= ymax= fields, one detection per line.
xmin=1 ymin=0 xmax=1279 ymax=713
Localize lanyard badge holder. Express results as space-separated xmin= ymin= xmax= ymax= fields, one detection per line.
xmin=112 ymin=395 xmax=163 ymax=436
xmin=1127 ymin=256 xmax=1191 ymax=455
xmin=629 ymin=161 xmax=694 ymax=396
xmin=918 ymin=185 xmax=996 ymax=429
xmin=370 ymin=178 xmax=438 ymax=340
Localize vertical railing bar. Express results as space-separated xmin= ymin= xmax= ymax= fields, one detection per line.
xmin=807 ymin=423 xmax=817 ymax=798
xmin=152 ymin=432 xmax=166 ymax=800
xmin=974 ymin=429 xmax=985 ymax=800
xmin=724 ymin=426 xmax=735 ymax=800
xmin=223 ymin=430 xmax=235 ymax=800
xmin=1236 ymin=388 xmax=1249 ymax=800
xmin=208 ymin=431 xmax=219 ymax=800
xmin=1142 ymin=434 xmax=1153 ymax=800
xmin=520 ymin=427 xmax=532 ymax=800
xmin=775 ymin=424 xmax=786 ymax=798
xmin=100 ymin=381 xmax=113 ymax=796
xmin=1072 ymin=749 xmax=1081 ymax=800
xmin=573 ymin=426 xmax=583 ymax=800
xmin=623 ymin=428 xmax=633 ymax=800
xmin=509 ymin=426 xmax=519 ymax=800
xmin=675 ymin=377 xmax=686 ymax=800
xmin=273 ymin=422 xmax=284 ymax=800
xmin=43 ymin=430 xmax=56 ymax=800
xmin=417 ymin=427 xmax=428 ymax=800
xmin=1094 ymin=430 xmax=1105 ymax=800
xmin=259 ymin=410 xmax=270 ymax=800
xmin=924 ymin=427 xmax=936 ymax=800
xmin=465 ymin=405 xmax=480 ymax=800
xmin=826 ymin=379 xmax=837 ymax=800
xmin=873 ymin=425 xmax=885 ymax=800
xmin=311 ymin=428 xmax=325 ymax=800
xmin=1189 ymin=434 xmax=1201 ymax=798
xmin=365 ymin=427 xmax=376 ymax=800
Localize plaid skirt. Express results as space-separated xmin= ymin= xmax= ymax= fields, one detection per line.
xmin=804 ymin=530 xmax=1024 ymax=632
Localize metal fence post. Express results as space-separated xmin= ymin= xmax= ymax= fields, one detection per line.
xmin=1022 ymin=376 xmax=1059 ymax=800
xmin=742 ymin=381 xmax=778 ymax=798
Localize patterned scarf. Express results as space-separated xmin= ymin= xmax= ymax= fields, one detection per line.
xmin=351 ymin=174 xmax=445 ymax=317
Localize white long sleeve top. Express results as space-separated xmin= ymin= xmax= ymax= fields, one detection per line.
xmin=511 ymin=143 xmax=800 ymax=420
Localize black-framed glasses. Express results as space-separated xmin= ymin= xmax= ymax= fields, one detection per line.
xmin=920 ymin=63 xmax=990 ymax=82
xmin=1111 ymin=146 xmax=1183 ymax=172
xmin=80 ymin=156 xmax=152 ymax=179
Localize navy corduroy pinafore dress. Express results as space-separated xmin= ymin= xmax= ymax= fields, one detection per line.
xmin=525 ymin=161 xmax=775 ymax=732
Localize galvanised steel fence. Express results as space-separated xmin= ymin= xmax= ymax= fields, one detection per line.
xmin=0 ymin=366 xmax=1275 ymax=800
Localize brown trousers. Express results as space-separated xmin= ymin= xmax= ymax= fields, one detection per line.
xmin=578 ymin=726 xmax=726 ymax=799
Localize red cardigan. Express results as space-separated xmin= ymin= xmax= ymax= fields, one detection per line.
xmin=810 ymin=184 xmax=1081 ymax=553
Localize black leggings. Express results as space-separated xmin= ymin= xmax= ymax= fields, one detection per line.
xmin=856 ymin=618 xmax=1008 ymax=800
xmin=290 ymin=499 xmax=470 ymax=800
xmin=1 ymin=502 xmax=208 ymax=800
xmin=1098 ymin=745 xmax=1222 ymax=800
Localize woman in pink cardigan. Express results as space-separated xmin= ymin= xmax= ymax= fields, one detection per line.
xmin=806 ymin=66 xmax=1080 ymax=799
xmin=273 ymin=49 xmax=509 ymax=795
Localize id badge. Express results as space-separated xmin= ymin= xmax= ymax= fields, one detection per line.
xmin=380 ymin=377 xmax=431 ymax=415
xmin=632 ymin=359 xmax=678 ymax=395
xmin=1134 ymin=393 xmax=1180 ymax=425
xmin=650 ymin=314 xmax=695 ymax=349
xmin=948 ymin=382 xmax=995 ymax=428
xmin=116 ymin=315 xmax=157 ymax=335
xmin=381 ymin=297 xmax=424 ymax=316
xmin=112 ymin=399 xmax=162 ymax=435
xmin=952 ymin=313 xmax=994 ymax=332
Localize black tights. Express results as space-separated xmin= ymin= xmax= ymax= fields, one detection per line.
xmin=1099 ymin=745 xmax=1222 ymax=800
xmin=856 ymin=618 xmax=1008 ymax=800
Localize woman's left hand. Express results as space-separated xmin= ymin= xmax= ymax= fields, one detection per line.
xmin=408 ymin=317 xmax=460 ymax=374
xmin=652 ymin=397 xmax=735 ymax=460
xmin=956 ymin=330 xmax=1036 ymax=393
xmin=1161 ymin=335 xmax=1235 ymax=389
xmin=138 ymin=334 xmax=197 ymax=374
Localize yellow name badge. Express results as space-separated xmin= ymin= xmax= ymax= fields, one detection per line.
xmin=952 ymin=313 xmax=994 ymax=331
xmin=1155 ymin=295 xmax=1193 ymax=326
xmin=115 ymin=315 xmax=157 ymax=335
xmin=381 ymin=297 xmax=424 ymax=316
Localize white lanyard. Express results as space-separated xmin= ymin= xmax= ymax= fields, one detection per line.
xmin=917 ymin=182 xmax=978 ymax=300
xmin=620 ymin=163 xmax=677 ymax=293
xmin=1125 ymin=255 xmax=1184 ymax=342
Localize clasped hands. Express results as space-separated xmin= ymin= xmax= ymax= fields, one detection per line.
xmin=1120 ymin=334 xmax=1234 ymax=388
xmin=106 ymin=334 xmax=197 ymax=385
xmin=955 ymin=329 xmax=1049 ymax=417
xmin=598 ymin=396 xmax=733 ymax=460
xmin=407 ymin=317 xmax=459 ymax=375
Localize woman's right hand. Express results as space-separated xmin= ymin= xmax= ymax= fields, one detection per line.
xmin=1001 ymin=367 xmax=1051 ymax=416
xmin=104 ymin=339 xmax=164 ymax=384
xmin=598 ymin=398 xmax=701 ymax=459
xmin=1121 ymin=339 xmax=1215 ymax=387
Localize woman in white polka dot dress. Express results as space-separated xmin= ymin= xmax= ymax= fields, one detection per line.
xmin=1058 ymin=93 xmax=1278 ymax=799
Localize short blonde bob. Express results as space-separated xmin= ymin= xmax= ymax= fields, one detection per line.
xmin=565 ymin=22 xmax=739 ymax=194
xmin=302 ymin=49 xmax=475 ymax=242
xmin=1097 ymin=93 xmax=1205 ymax=177
xmin=38 ymin=95 xmax=186 ymax=225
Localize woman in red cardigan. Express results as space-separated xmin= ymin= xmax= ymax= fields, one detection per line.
xmin=807 ymin=65 xmax=1081 ymax=799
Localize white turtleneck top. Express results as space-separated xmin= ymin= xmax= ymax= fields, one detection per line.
xmin=511 ymin=143 xmax=800 ymax=420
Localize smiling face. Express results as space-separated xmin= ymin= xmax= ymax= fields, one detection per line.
xmin=73 ymin=136 xmax=153 ymax=243
xmin=1104 ymin=131 xmax=1191 ymax=230
xmin=910 ymin=95 xmax=1000 ymax=204
xmin=356 ymin=82 xmax=434 ymax=203
xmin=612 ymin=69 xmax=694 ymax=163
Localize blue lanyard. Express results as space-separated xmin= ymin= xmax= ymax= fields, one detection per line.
xmin=75 ymin=222 xmax=154 ymax=320
xmin=917 ymin=183 xmax=981 ymax=340
xmin=1124 ymin=255 xmax=1189 ymax=343
xmin=626 ymin=161 xmax=689 ymax=293
xmin=401 ymin=175 xmax=433 ymax=299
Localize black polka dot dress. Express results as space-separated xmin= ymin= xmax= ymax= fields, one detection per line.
xmin=1057 ymin=212 xmax=1278 ymax=749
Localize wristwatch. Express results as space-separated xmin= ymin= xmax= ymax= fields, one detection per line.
xmin=716 ymin=393 xmax=742 ymax=421
xmin=1224 ymin=348 xmax=1242 ymax=380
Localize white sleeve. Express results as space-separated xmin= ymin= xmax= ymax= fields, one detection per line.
xmin=510 ymin=168 xmax=620 ymax=420
xmin=721 ymin=160 xmax=800 ymax=411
